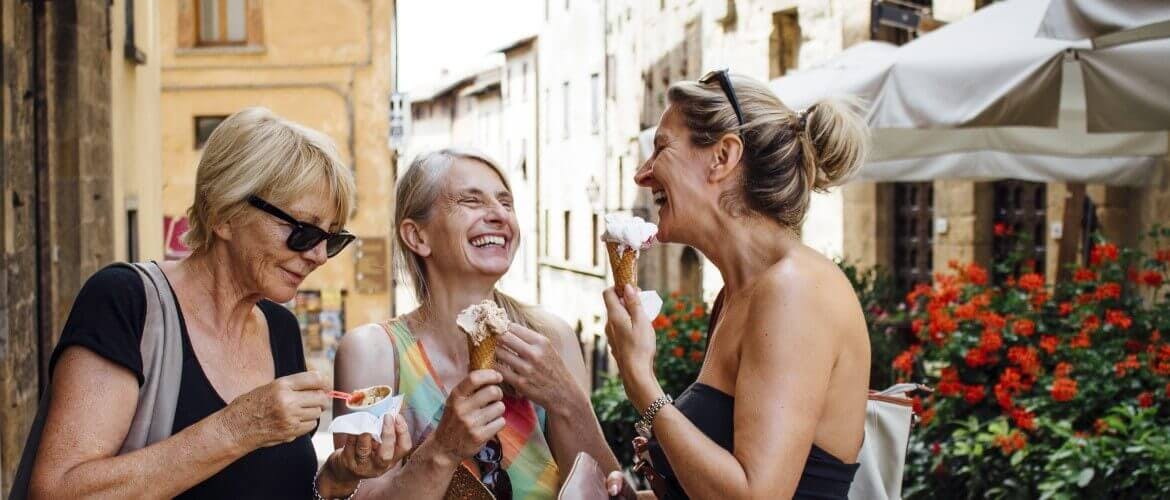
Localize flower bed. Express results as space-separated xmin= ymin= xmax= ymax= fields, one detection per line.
xmin=898 ymin=228 xmax=1170 ymax=498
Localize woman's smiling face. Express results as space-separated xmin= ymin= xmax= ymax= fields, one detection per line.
xmin=634 ymin=105 xmax=720 ymax=245
xmin=424 ymin=158 xmax=520 ymax=279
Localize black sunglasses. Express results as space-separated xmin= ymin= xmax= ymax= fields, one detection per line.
xmin=475 ymin=438 xmax=512 ymax=500
xmin=247 ymin=195 xmax=355 ymax=258
xmin=699 ymin=69 xmax=746 ymax=127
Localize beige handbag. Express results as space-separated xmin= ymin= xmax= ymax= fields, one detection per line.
xmin=847 ymin=384 xmax=931 ymax=500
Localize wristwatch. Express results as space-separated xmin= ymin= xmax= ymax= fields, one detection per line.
xmin=635 ymin=394 xmax=673 ymax=438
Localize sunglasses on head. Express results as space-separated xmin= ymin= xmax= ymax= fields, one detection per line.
xmin=699 ymin=68 xmax=746 ymax=127
xmin=475 ymin=438 xmax=512 ymax=500
xmin=247 ymin=195 xmax=355 ymax=258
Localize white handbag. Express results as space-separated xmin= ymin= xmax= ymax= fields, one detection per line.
xmin=847 ymin=383 xmax=930 ymax=500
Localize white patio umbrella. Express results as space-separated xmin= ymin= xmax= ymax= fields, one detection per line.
xmin=1037 ymin=0 xmax=1170 ymax=46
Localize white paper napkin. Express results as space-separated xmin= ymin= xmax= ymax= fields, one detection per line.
xmin=327 ymin=395 xmax=404 ymax=442
xmin=639 ymin=290 xmax=663 ymax=319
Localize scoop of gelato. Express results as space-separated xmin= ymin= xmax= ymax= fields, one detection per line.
xmin=601 ymin=213 xmax=658 ymax=255
xmin=456 ymin=300 xmax=510 ymax=346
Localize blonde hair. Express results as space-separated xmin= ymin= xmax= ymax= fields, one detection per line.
xmin=667 ymin=74 xmax=868 ymax=229
xmin=394 ymin=147 xmax=544 ymax=330
xmin=183 ymin=107 xmax=356 ymax=255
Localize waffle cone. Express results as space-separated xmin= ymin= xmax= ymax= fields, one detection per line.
xmin=607 ymin=241 xmax=638 ymax=289
xmin=467 ymin=334 xmax=499 ymax=371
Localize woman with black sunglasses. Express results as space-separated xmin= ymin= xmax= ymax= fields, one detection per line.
xmin=331 ymin=148 xmax=621 ymax=499
xmin=601 ymin=72 xmax=871 ymax=499
xmin=25 ymin=107 xmax=410 ymax=499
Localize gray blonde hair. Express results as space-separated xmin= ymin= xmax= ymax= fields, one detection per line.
xmin=394 ymin=147 xmax=543 ymax=330
xmin=667 ymin=74 xmax=868 ymax=229
xmin=183 ymin=107 xmax=356 ymax=254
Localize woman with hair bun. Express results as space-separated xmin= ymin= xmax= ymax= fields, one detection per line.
xmin=602 ymin=71 xmax=871 ymax=499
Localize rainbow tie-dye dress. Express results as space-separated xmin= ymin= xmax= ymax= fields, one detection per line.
xmin=382 ymin=320 xmax=560 ymax=499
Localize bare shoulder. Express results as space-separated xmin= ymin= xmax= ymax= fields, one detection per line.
xmin=338 ymin=322 xmax=395 ymax=357
xmin=335 ymin=323 xmax=397 ymax=391
xmin=746 ymin=248 xmax=861 ymax=345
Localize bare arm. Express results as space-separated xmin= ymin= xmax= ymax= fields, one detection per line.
xmin=539 ymin=316 xmax=623 ymax=477
xmin=330 ymin=324 xmax=461 ymax=500
xmin=30 ymin=347 xmax=250 ymax=499
xmin=607 ymin=280 xmax=837 ymax=499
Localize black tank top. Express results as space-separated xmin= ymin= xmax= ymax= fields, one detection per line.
xmin=645 ymin=290 xmax=860 ymax=499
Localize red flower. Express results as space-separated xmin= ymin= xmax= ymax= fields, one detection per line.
xmin=979 ymin=331 xmax=1004 ymax=352
xmin=1090 ymin=242 xmax=1119 ymax=266
xmin=994 ymin=431 xmax=1027 ymax=455
xmin=964 ymin=385 xmax=986 ymax=405
xmin=667 ymin=329 xmax=679 ymax=340
xmin=673 ymin=301 xmax=685 ymax=311
xmin=688 ymin=330 xmax=702 ymax=343
xmin=1096 ymin=282 xmax=1122 ymax=300
xmin=964 ymin=348 xmax=990 ymax=368
xmin=1052 ymin=377 xmax=1078 ymax=402
xmin=1157 ymin=248 xmax=1170 ymax=264
xmin=1039 ymin=335 xmax=1059 ymax=354
xmin=1081 ymin=314 xmax=1101 ymax=333
xmin=1012 ymin=319 xmax=1036 ymax=337
xmin=1012 ymin=408 xmax=1036 ymax=431
xmin=994 ymin=223 xmax=1011 ymax=237
xmin=938 ymin=367 xmax=962 ymax=397
xmin=1031 ymin=292 xmax=1049 ymax=308
xmin=1071 ymin=331 xmax=1092 ymax=349
xmin=1125 ymin=339 xmax=1145 ymax=353
xmin=980 ymin=312 xmax=1007 ymax=333
xmin=1138 ymin=391 xmax=1154 ymax=408
xmin=1165 ymin=383 xmax=1170 ymax=399
xmin=691 ymin=305 xmax=706 ymax=318
xmin=920 ymin=407 xmax=935 ymax=426
xmin=965 ymin=263 xmax=989 ymax=286
xmin=671 ymin=346 xmax=685 ymax=358
xmin=1105 ymin=309 xmax=1132 ymax=330
xmin=1018 ymin=273 xmax=1045 ymax=292
xmin=1073 ymin=268 xmax=1097 ymax=283
xmin=954 ymin=302 xmax=978 ymax=320
xmin=689 ymin=350 xmax=703 ymax=362
xmin=1095 ymin=419 xmax=1110 ymax=435
xmin=652 ymin=315 xmax=672 ymax=330
xmin=1059 ymin=302 xmax=1072 ymax=316
xmin=931 ymin=442 xmax=942 ymax=456
xmin=1008 ymin=346 xmax=1040 ymax=376
xmin=1140 ymin=271 xmax=1164 ymax=287
xmin=1115 ymin=354 xmax=1141 ymax=377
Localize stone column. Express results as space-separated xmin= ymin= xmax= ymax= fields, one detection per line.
xmin=931 ymin=180 xmax=993 ymax=273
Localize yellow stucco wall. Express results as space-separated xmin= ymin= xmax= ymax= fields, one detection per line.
xmin=111 ymin=0 xmax=164 ymax=262
xmin=160 ymin=0 xmax=396 ymax=329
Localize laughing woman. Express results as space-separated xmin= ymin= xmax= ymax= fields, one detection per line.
xmin=602 ymin=72 xmax=872 ymax=499
xmin=333 ymin=148 xmax=620 ymax=499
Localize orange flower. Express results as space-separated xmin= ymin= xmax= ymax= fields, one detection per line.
xmin=1081 ymin=314 xmax=1101 ymax=334
xmin=688 ymin=330 xmax=702 ymax=343
xmin=1052 ymin=377 xmax=1078 ymax=402
xmin=1039 ymin=335 xmax=1059 ymax=354
xmin=673 ymin=301 xmax=685 ymax=311
xmin=671 ymin=346 xmax=685 ymax=358
xmin=1105 ymin=309 xmax=1132 ymax=330
xmin=1094 ymin=418 xmax=1110 ymax=435
xmin=1073 ymin=268 xmax=1097 ymax=283
xmin=893 ymin=346 xmax=920 ymax=375
xmin=1140 ymin=271 xmax=1164 ymax=287
xmin=689 ymin=350 xmax=703 ymax=362
xmin=667 ymin=329 xmax=679 ymax=340
xmin=1031 ymin=292 xmax=1049 ymax=308
xmin=1090 ymin=242 xmax=1119 ymax=266
xmin=938 ymin=367 xmax=962 ymax=397
xmin=1008 ymin=346 xmax=1041 ymax=376
xmin=691 ymin=305 xmax=706 ymax=318
xmin=670 ymin=290 xmax=681 ymax=299
xmin=652 ymin=315 xmax=672 ymax=330
xmin=994 ymin=431 xmax=1027 ymax=455
xmin=964 ymin=348 xmax=990 ymax=368
xmin=1138 ymin=391 xmax=1154 ymax=408
xmin=1018 ymin=273 xmax=1045 ymax=292
xmin=980 ymin=312 xmax=1007 ymax=333
xmin=1012 ymin=319 xmax=1036 ymax=337
xmin=1054 ymin=362 xmax=1072 ymax=378
xmin=1059 ymin=302 xmax=1072 ymax=316
xmin=963 ymin=384 xmax=986 ymax=405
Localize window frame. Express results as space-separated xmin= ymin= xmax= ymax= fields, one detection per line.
xmin=195 ymin=0 xmax=249 ymax=47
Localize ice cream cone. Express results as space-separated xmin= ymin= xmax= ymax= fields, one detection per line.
xmin=607 ymin=241 xmax=638 ymax=289
xmin=467 ymin=334 xmax=499 ymax=371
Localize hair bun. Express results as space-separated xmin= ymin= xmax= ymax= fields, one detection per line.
xmin=803 ymin=97 xmax=869 ymax=191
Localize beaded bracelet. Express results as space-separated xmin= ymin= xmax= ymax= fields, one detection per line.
xmin=313 ymin=472 xmax=361 ymax=500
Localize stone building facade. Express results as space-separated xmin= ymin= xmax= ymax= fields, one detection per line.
xmin=159 ymin=0 xmax=397 ymax=362
xmin=0 ymin=0 xmax=163 ymax=493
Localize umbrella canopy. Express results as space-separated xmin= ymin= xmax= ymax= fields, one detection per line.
xmin=1038 ymin=0 xmax=1170 ymax=46
xmin=636 ymin=2 xmax=1168 ymax=186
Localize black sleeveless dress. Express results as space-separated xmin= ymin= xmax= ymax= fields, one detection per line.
xmin=645 ymin=290 xmax=860 ymax=499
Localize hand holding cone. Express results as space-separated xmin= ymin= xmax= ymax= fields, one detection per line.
xmin=457 ymin=300 xmax=509 ymax=371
